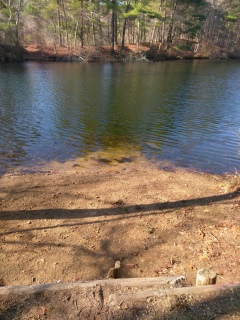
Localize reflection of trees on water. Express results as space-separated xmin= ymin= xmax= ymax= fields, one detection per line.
xmin=1 ymin=62 xmax=240 ymax=173
xmin=0 ymin=65 xmax=30 ymax=172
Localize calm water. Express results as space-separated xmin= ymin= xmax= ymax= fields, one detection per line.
xmin=0 ymin=60 xmax=240 ymax=175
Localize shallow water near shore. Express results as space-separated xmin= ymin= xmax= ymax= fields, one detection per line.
xmin=1 ymin=60 xmax=240 ymax=175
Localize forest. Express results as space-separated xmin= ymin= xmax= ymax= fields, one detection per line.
xmin=0 ymin=0 xmax=240 ymax=61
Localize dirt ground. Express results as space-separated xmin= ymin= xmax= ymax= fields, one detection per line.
xmin=21 ymin=43 xmax=157 ymax=62
xmin=21 ymin=42 xmax=238 ymax=62
xmin=0 ymin=153 xmax=240 ymax=318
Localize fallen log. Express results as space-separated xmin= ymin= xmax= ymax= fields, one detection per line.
xmin=109 ymin=282 xmax=240 ymax=305
xmin=0 ymin=276 xmax=185 ymax=296
xmin=1 ymin=278 xmax=239 ymax=319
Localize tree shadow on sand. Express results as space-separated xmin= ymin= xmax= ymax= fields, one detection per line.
xmin=0 ymin=188 xmax=239 ymax=222
xmin=0 ymin=187 xmax=239 ymax=281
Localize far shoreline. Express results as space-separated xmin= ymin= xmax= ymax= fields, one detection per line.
xmin=1 ymin=43 xmax=240 ymax=63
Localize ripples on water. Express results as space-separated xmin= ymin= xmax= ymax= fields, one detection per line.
xmin=0 ymin=60 xmax=240 ymax=175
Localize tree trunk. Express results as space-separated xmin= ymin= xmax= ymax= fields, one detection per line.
xmin=15 ymin=0 xmax=22 ymax=46
xmin=136 ymin=19 xmax=140 ymax=50
xmin=57 ymin=0 xmax=63 ymax=46
xmin=80 ymin=0 xmax=84 ymax=48
xmin=111 ymin=1 xmax=116 ymax=53
xmin=7 ymin=0 xmax=13 ymax=29
xmin=121 ymin=19 xmax=127 ymax=49
xmin=121 ymin=1 xmax=131 ymax=49
xmin=74 ymin=19 xmax=79 ymax=50
xmin=61 ymin=0 xmax=69 ymax=49
xmin=166 ymin=0 xmax=177 ymax=49
xmin=115 ymin=12 xmax=118 ymax=45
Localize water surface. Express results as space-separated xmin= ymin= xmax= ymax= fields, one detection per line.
xmin=0 ymin=60 xmax=240 ymax=174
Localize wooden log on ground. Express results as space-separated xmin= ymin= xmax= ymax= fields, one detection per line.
xmin=109 ymin=282 xmax=240 ymax=305
xmin=0 ymin=276 xmax=185 ymax=296
xmin=1 ymin=277 xmax=239 ymax=319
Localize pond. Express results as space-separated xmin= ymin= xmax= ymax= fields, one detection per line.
xmin=0 ymin=60 xmax=240 ymax=175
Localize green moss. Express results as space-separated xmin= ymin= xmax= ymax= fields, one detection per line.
xmin=226 ymin=15 xmax=238 ymax=22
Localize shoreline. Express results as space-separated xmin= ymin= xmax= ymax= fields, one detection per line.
xmin=1 ymin=43 xmax=240 ymax=63
xmin=1 ymin=155 xmax=236 ymax=179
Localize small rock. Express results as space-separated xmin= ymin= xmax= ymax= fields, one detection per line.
xmin=113 ymin=199 xmax=124 ymax=206
xmin=0 ymin=278 xmax=5 ymax=286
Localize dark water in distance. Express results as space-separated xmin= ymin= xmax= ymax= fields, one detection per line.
xmin=0 ymin=60 xmax=240 ymax=175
